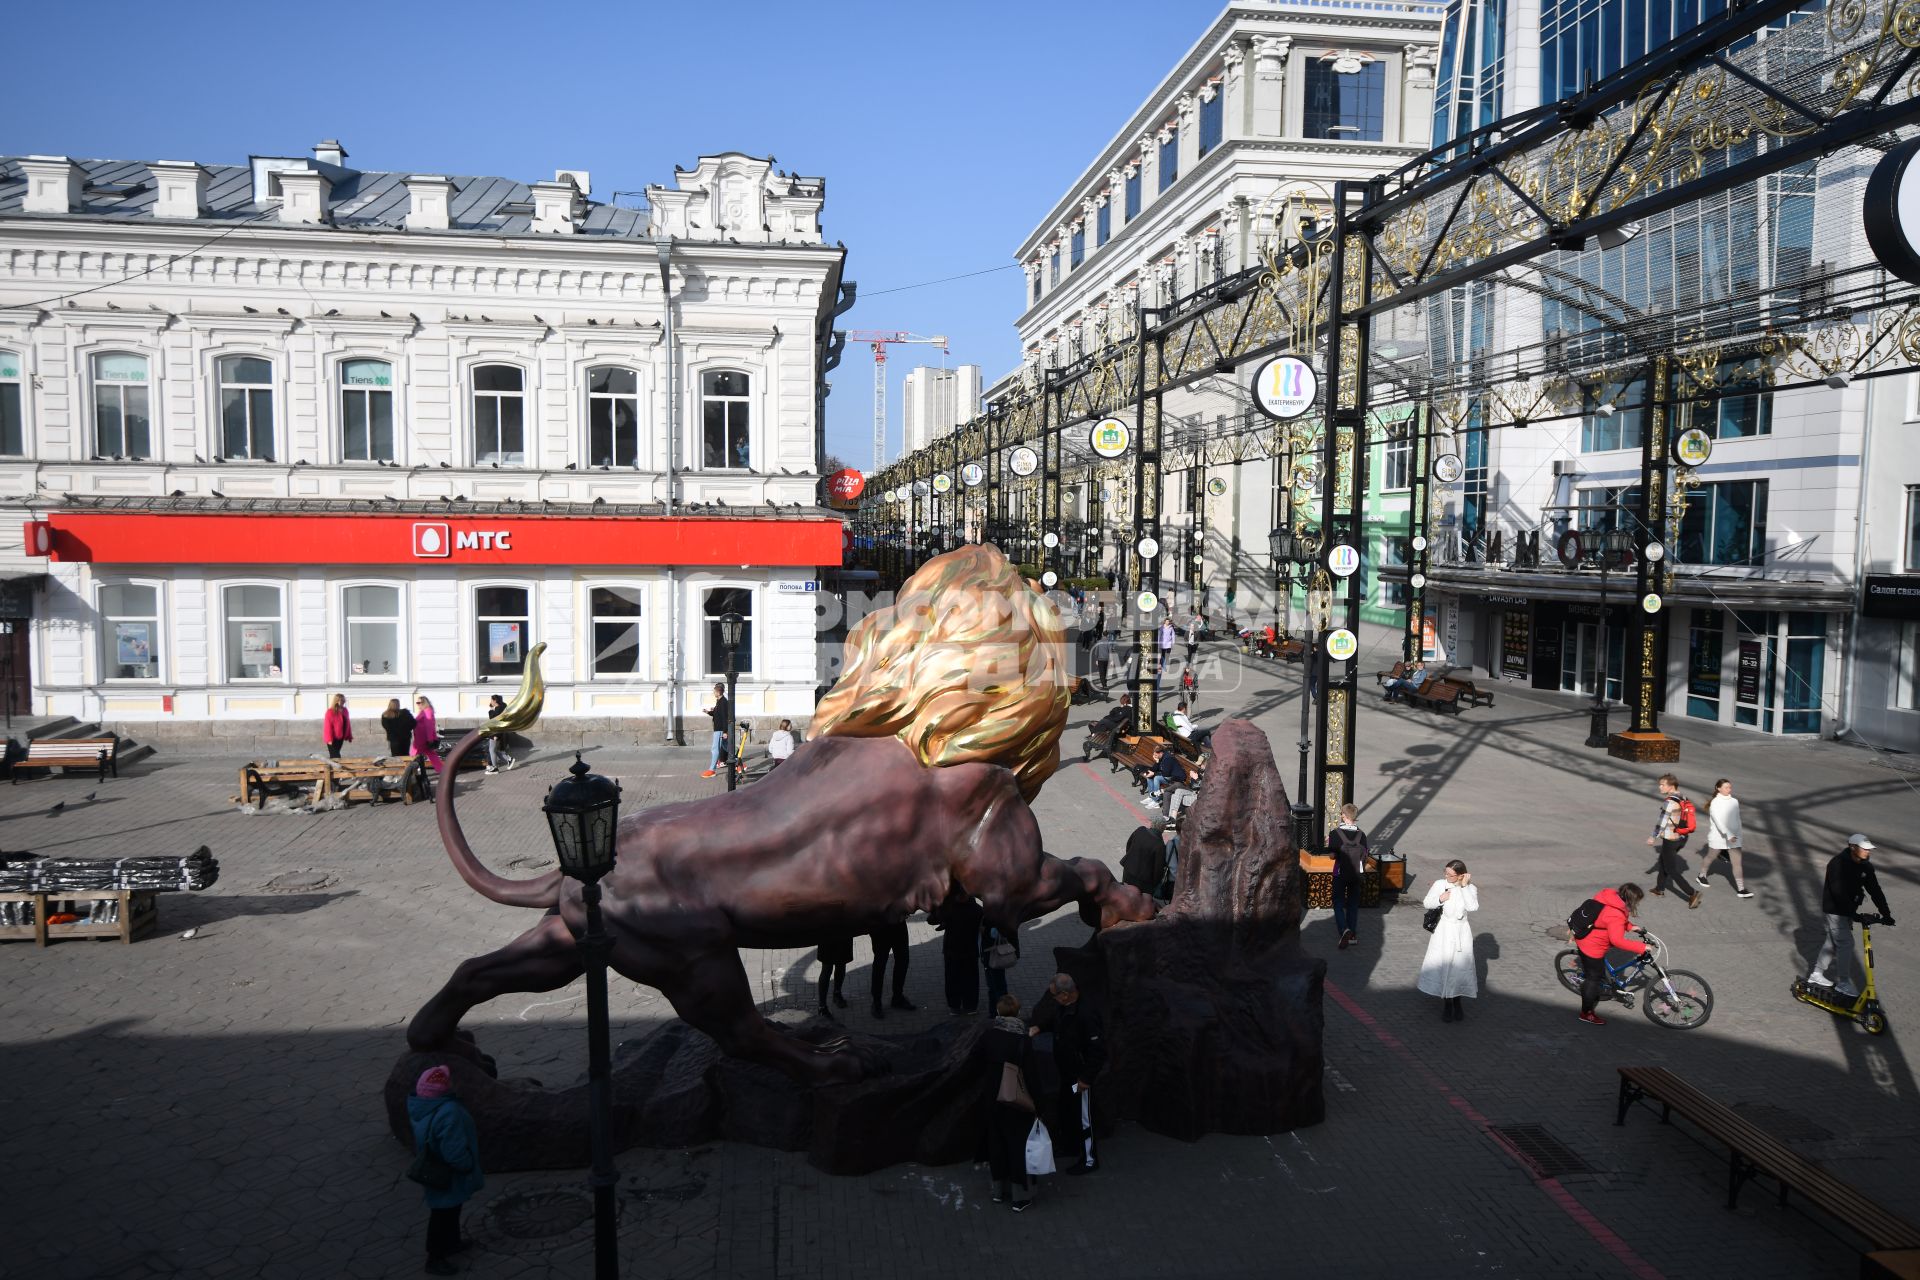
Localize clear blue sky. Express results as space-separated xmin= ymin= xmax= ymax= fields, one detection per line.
xmin=4 ymin=0 xmax=1209 ymax=471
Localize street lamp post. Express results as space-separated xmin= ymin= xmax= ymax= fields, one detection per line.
xmin=1269 ymin=527 xmax=1290 ymax=646
xmin=1300 ymin=572 xmax=1333 ymax=855
xmin=1584 ymin=528 xmax=1636 ymax=749
xmin=542 ymin=755 xmax=624 ymax=1280
xmin=719 ymin=611 xmax=744 ymax=790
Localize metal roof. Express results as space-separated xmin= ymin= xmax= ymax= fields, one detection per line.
xmin=26 ymin=494 xmax=839 ymax=520
xmin=0 ymin=156 xmax=653 ymax=241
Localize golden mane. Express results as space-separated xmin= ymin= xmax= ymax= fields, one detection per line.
xmin=812 ymin=543 xmax=1069 ymax=801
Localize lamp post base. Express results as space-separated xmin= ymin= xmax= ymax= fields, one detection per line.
xmin=1607 ymin=731 xmax=1681 ymax=763
xmin=1289 ymin=803 xmax=1317 ymax=858
xmin=1584 ymin=702 xmax=1611 ymax=749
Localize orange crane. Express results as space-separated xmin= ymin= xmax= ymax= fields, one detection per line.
xmin=844 ymin=330 xmax=949 ymax=469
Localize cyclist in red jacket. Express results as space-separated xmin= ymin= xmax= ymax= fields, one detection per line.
xmin=1576 ymin=883 xmax=1648 ymax=1027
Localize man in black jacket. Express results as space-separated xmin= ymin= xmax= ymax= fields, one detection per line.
xmin=1808 ymin=834 xmax=1895 ymax=999
xmin=1030 ymin=973 xmax=1105 ymax=1174
xmin=868 ymin=920 xmax=916 ymax=1018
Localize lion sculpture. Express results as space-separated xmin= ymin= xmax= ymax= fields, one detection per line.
xmin=408 ymin=544 xmax=1154 ymax=1084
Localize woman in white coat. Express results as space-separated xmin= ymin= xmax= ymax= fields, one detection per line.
xmin=1418 ymin=859 xmax=1478 ymax=1022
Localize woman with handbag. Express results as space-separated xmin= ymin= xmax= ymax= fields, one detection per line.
xmin=981 ymin=920 xmax=1021 ymax=1012
xmin=406 ymin=1065 xmax=484 ymax=1275
xmin=1417 ymin=859 xmax=1479 ymax=1022
xmin=982 ymin=994 xmax=1037 ymax=1211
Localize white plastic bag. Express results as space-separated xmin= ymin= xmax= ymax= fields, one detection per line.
xmin=1025 ymin=1118 xmax=1056 ymax=1176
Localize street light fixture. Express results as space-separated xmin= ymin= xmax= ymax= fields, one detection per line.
xmin=1268 ymin=527 xmax=1295 ymax=642
xmin=543 ymin=754 xmax=624 ymax=1280
xmin=719 ymin=611 xmax=745 ymax=791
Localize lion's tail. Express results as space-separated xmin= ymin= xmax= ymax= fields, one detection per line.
xmin=435 ymin=728 xmax=564 ymax=909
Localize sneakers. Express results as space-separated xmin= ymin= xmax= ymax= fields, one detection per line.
xmin=1010 ymin=1199 xmax=1033 ymax=1212
xmin=1735 ymin=887 xmax=1754 ymax=899
xmin=1577 ymin=1010 xmax=1606 ymax=1026
xmin=1807 ymin=971 xmax=1831 ymax=988
xmin=1694 ymin=874 xmax=1711 ymax=889
xmin=483 ymin=764 xmax=498 ymax=774
xmin=701 ymin=769 xmax=718 ymax=778
xmin=1068 ymin=1160 xmax=1098 ymax=1176
xmin=1337 ymin=929 xmax=1353 ymax=951
xmin=503 ymin=757 xmax=518 ymax=771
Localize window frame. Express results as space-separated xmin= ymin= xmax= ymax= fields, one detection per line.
xmin=89 ymin=350 xmax=155 ymax=461
xmin=337 ymin=357 xmax=398 ymax=464
xmin=469 ymin=361 xmax=530 ymax=466
xmin=1907 ymin=484 xmax=1920 ymax=574
xmin=1896 ymin=621 xmax=1920 ymax=711
xmin=341 ymin=580 xmax=406 ymax=682
xmin=1678 ymin=478 xmax=1769 ymax=567
xmin=1158 ymin=130 xmax=1179 ymax=191
xmin=1125 ymin=170 xmax=1142 ymax=220
xmin=1198 ymin=89 xmax=1224 ymax=156
xmin=584 ymin=364 xmax=645 ymax=469
xmin=0 ymin=348 xmax=23 ymax=457
xmin=1070 ymin=227 xmax=1085 ymax=270
xmin=215 ymin=354 xmax=278 ymax=462
xmin=697 ymin=368 xmax=753 ymax=471
xmin=1303 ymin=58 xmax=1387 ymax=141
xmin=1381 ymin=433 xmax=1413 ymax=491
xmin=472 ymin=582 xmax=535 ymax=680
xmin=217 ymin=580 xmax=289 ymax=683
xmin=97 ymin=578 xmax=166 ymax=683
xmin=1096 ymin=202 xmax=1111 ymax=248
xmin=586 ymin=581 xmax=647 ymax=680
xmin=702 ymin=584 xmax=756 ymax=678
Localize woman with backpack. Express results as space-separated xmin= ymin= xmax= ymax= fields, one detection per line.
xmin=1573 ymin=883 xmax=1648 ymax=1027
xmin=1417 ymin=859 xmax=1478 ymax=1021
xmin=406 ymin=1065 xmax=484 ymax=1275
xmin=1330 ymin=803 xmax=1371 ymax=950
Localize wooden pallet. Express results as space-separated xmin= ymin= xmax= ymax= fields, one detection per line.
xmin=0 ymin=888 xmax=157 ymax=946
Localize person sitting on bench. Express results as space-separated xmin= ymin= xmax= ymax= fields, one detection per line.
xmin=1143 ymin=744 xmax=1194 ymax=810
xmin=1383 ymin=659 xmax=1428 ymax=702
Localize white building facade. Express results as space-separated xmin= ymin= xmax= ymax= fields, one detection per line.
xmin=901 ymin=364 xmax=981 ymax=455
xmin=0 ymin=145 xmax=848 ymax=740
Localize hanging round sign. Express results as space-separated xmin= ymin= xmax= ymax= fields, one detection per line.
xmin=1089 ymin=418 xmax=1131 ymax=458
xmin=913 ymin=480 xmax=931 ymax=496
xmin=1432 ymin=453 xmax=1465 ymax=483
xmin=1641 ymin=592 xmax=1663 ymax=614
xmin=932 ymin=473 xmax=953 ymax=493
xmin=1864 ymin=135 xmax=1920 ymax=284
xmin=1412 ymin=535 xmax=1428 ymax=552
xmin=1410 ymin=572 xmax=1427 ymax=589
xmin=1042 ymin=531 xmax=1060 ymax=549
xmin=1206 ymin=477 xmax=1228 ymax=497
xmin=1326 ymin=543 xmax=1361 ymax=578
xmin=1135 ymin=591 xmax=1158 ymax=614
xmin=1252 ymin=355 xmax=1319 ymax=420
xmin=961 ymin=461 xmax=985 ymax=487
xmin=1137 ymin=536 xmax=1160 ymax=560
xmin=1645 ymin=542 xmax=1666 ymax=563
xmin=1041 ymin=570 xmax=1059 ymax=587
xmin=1325 ymin=628 xmax=1358 ymax=662
xmin=1008 ymin=445 xmax=1039 ymax=477
xmin=825 ymin=468 xmax=865 ymax=506
xmin=1672 ymin=427 xmax=1713 ymax=468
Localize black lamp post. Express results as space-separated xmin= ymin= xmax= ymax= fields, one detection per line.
xmin=719 ymin=611 xmax=744 ymax=790
xmin=1268 ymin=526 xmax=1293 ymax=644
xmin=1584 ymin=528 xmax=1637 ymax=749
xmin=543 ymin=754 xmax=624 ymax=1280
xmin=1298 ymin=569 xmax=1332 ymax=855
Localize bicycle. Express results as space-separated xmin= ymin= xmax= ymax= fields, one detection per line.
xmin=1791 ymin=913 xmax=1892 ymax=1036
xmin=1554 ymin=928 xmax=1715 ymax=1030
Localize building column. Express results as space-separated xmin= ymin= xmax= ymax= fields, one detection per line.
xmin=1251 ymin=36 xmax=1293 ymax=138
xmin=1176 ymin=91 xmax=1201 ymax=179
xmin=1403 ymin=43 xmax=1440 ymax=146
xmin=1222 ymin=41 xmax=1250 ymax=138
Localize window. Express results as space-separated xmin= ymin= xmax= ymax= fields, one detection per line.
xmin=344 ymin=584 xmax=401 ymax=678
xmin=1380 ymin=580 xmax=1409 ymax=608
xmin=704 ymin=586 xmax=754 ymax=674
xmin=1097 ymin=203 xmax=1110 ymax=247
xmin=1576 ymin=485 xmax=1642 ymax=533
xmin=472 ymin=364 xmax=526 ymax=464
xmin=1070 ymin=228 xmax=1085 ymax=270
xmin=0 ymin=350 xmax=21 ymax=455
xmin=1382 ymin=433 xmax=1412 ymax=490
xmin=1579 ymin=379 xmax=1646 ymax=452
xmin=587 ymin=366 xmax=641 ymax=467
xmin=218 ymin=356 xmax=275 ymax=460
xmin=1158 ymin=131 xmax=1179 ymax=191
xmin=701 ymin=370 xmax=751 ymax=469
xmin=1782 ymin=612 xmax=1825 ymax=734
xmin=1678 ymin=479 xmax=1768 ymax=566
xmin=222 ymin=584 xmax=283 ymax=680
xmin=1702 ymin=357 xmax=1772 ymax=438
xmin=100 ymin=583 xmax=161 ymax=680
xmin=340 ymin=359 xmax=395 ymax=462
xmin=1896 ymin=622 xmax=1920 ymax=710
xmin=1198 ymin=90 xmax=1223 ymax=156
xmin=1049 ymin=248 xmax=1060 ymax=286
xmin=1032 ymin=271 xmax=1042 ymax=304
xmin=1125 ymin=170 xmax=1142 ymax=220
xmin=92 ymin=353 xmax=152 ymax=459
xmin=1687 ymin=616 xmax=1723 ymax=720
xmin=475 ymin=586 xmax=531 ymax=678
xmin=1908 ymin=485 xmax=1920 ymax=572
xmin=1304 ymin=59 xmax=1386 ymax=141
xmin=590 ymin=585 xmax=644 ymax=676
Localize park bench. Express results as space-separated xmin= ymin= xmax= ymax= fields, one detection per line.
xmin=1616 ymin=1066 xmax=1920 ymax=1254
xmin=12 ymin=736 xmax=118 ymax=783
xmin=1405 ymin=679 xmax=1463 ymax=715
xmin=1376 ymin=661 xmax=1416 ymax=685
xmin=234 ymin=755 xmax=473 ymax=808
xmin=1440 ymin=676 xmax=1494 ymax=708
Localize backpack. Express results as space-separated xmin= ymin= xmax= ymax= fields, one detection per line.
xmin=1674 ymin=796 xmax=1697 ymax=838
xmin=1567 ymin=897 xmax=1607 ymax=941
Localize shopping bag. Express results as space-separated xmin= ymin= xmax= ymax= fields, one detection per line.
xmin=1025 ymin=1118 xmax=1056 ymax=1177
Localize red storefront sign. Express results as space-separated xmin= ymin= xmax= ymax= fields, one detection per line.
xmin=35 ymin=513 xmax=844 ymax=568
xmin=825 ymin=468 xmax=865 ymax=510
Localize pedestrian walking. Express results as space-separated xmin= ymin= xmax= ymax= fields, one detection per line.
xmin=381 ymin=698 xmax=415 ymax=758
xmin=406 ymin=1065 xmax=483 ymax=1276
xmin=983 ymin=995 xmax=1036 ymax=1211
xmin=982 ymin=920 xmax=1020 ymax=1011
xmin=1029 ymin=973 xmax=1104 ymax=1174
xmin=868 ymin=920 xmax=915 ymax=1018
xmin=767 ymin=718 xmax=796 ymax=768
xmin=1330 ymin=803 xmax=1370 ymax=951
xmin=1184 ymin=610 xmax=1202 ymax=665
xmin=940 ymin=893 xmax=985 ymax=1014
xmin=1807 ymin=835 xmax=1895 ymax=1000
xmin=701 ymin=682 xmax=730 ymax=779
xmin=1418 ymin=859 xmax=1478 ymax=1021
xmin=1698 ymin=777 xmax=1751 ymax=898
xmin=1644 ymin=773 xmax=1701 ymax=908
xmin=1573 ymin=883 xmax=1647 ymax=1026
xmin=1094 ymin=633 xmax=1114 ymax=690
xmin=322 ymin=693 xmax=352 ymax=760
xmin=411 ymin=696 xmax=443 ymax=772
xmin=1156 ymin=615 xmax=1176 ymax=690
xmin=1224 ymin=584 xmax=1237 ymax=632
xmin=482 ymin=693 xmax=517 ymax=773
xmin=1180 ymin=663 xmax=1198 ymax=708
xmin=816 ymin=934 xmax=852 ymax=1018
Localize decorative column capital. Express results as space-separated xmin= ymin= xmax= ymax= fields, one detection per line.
xmin=1251 ymin=35 xmax=1293 ymax=67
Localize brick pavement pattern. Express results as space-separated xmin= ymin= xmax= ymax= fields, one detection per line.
xmin=3 ymin=627 xmax=1917 ymax=1278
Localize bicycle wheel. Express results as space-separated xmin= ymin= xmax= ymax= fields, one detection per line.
xmin=1553 ymin=950 xmax=1584 ymax=994
xmin=1643 ymin=969 xmax=1714 ymax=1030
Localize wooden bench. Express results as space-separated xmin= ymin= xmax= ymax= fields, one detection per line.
xmin=1376 ymin=661 xmax=1414 ymax=685
xmin=1440 ymin=676 xmax=1494 ymax=708
xmin=1107 ymin=734 xmax=1201 ymax=788
xmin=1617 ymin=1066 xmax=1920 ymax=1251
xmin=235 ymin=755 xmax=464 ymax=808
xmin=0 ymin=888 xmax=157 ymax=946
xmin=13 ymin=737 xmax=118 ymax=783
xmin=1405 ymin=679 xmax=1463 ymax=715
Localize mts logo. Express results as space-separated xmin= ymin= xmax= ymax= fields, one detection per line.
xmin=412 ymin=524 xmax=513 ymax=556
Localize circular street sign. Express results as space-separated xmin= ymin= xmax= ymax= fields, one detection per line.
xmin=1432 ymin=453 xmax=1465 ymax=483
xmin=961 ymin=461 xmax=985 ymax=487
xmin=1136 ymin=591 xmax=1158 ymax=614
xmin=1645 ymin=542 xmax=1666 ymax=563
xmin=913 ymin=480 xmax=931 ymax=496
xmin=932 ymin=473 xmax=953 ymax=493
xmin=1326 ymin=543 xmax=1361 ymax=578
xmin=826 ymin=468 xmax=865 ymax=503
xmin=1642 ymin=592 xmax=1663 ymax=614
xmin=1042 ymin=570 xmax=1059 ymax=587
xmin=1865 ymin=136 xmax=1920 ymax=285
xmin=1090 ymin=418 xmax=1131 ymax=458
xmin=1042 ymin=531 xmax=1060 ymax=549
xmin=1252 ymin=355 xmax=1319 ymax=420
xmin=1207 ymin=476 xmax=1228 ymax=497
xmin=1672 ymin=427 xmax=1713 ymax=468
xmin=1008 ymin=445 xmax=1039 ymax=476
xmin=1412 ymin=535 xmax=1428 ymax=552
xmin=1410 ymin=572 xmax=1427 ymax=589
xmin=1326 ymin=628 xmax=1358 ymax=662
xmin=1137 ymin=536 xmax=1161 ymax=560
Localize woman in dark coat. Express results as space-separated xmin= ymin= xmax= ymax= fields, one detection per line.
xmin=982 ymin=994 xmax=1036 ymax=1211
xmin=940 ymin=893 xmax=985 ymax=1014
xmin=381 ymin=698 xmax=415 ymax=758
xmin=816 ymin=935 xmax=852 ymax=1018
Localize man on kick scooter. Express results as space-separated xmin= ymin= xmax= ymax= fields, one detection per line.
xmin=1807 ymin=834 xmax=1895 ymax=1000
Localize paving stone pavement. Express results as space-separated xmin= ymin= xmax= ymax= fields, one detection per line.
xmin=3 ymin=630 xmax=1917 ymax=1279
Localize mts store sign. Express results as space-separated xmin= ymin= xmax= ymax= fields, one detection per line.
xmin=412 ymin=523 xmax=512 ymax=556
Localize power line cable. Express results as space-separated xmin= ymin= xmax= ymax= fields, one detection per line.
xmin=858 ymin=263 xmax=1020 ymax=298
xmin=0 ymin=215 xmax=271 ymax=312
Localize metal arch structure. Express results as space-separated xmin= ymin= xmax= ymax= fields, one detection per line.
xmin=860 ymin=0 xmax=1920 ymax=842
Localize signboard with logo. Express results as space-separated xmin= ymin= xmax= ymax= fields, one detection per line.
xmin=1206 ymin=477 xmax=1228 ymax=497
xmin=1089 ymin=418 xmax=1131 ymax=458
xmin=1252 ymin=355 xmax=1317 ymax=420
xmin=775 ymin=580 xmax=820 ymax=593
xmin=1672 ymin=428 xmax=1713 ymax=468
xmin=1864 ymin=136 xmax=1920 ymax=284
xmin=960 ymin=462 xmax=985 ymax=488
xmin=825 ymin=468 xmax=866 ymax=509
xmin=1432 ymin=453 xmax=1464 ymax=484
xmin=1863 ymin=574 xmax=1920 ymax=620
xmin=1736 ymin=639 xmax=1763 ymax=703
xmin=1502 ymin=610 xmax=1530 ymax=680
xmin=1326 ymin=544 xmax=1360 ymax=578
xmin=1008 ymin=446 xmax=1039 ymax=476
xmin=932 ymin=473 xmax=953 ymax=493
xmin=1325 ymin=628 xmax=1357 ymax=661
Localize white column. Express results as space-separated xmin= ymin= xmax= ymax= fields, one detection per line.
xmin=1222 ymin=42 xmax=1249 ymax=139
xmin=1251 ymin=36 xmax=1292 ymax=138
xmin=1404 ymin=44 xmax=1440 ymax=149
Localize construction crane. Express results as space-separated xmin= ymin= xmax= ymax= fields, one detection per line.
xmin=844 ymin=330 xmax=949 ymax=470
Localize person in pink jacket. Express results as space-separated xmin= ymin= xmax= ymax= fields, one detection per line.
xmin=323 ymin=693 xmax=353 ymax=760
xmin=411 ymin=695 xmax=443 ymax=772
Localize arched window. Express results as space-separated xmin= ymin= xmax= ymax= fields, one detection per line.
xmin=586 ymin=366 xmax=640 ymax=467
xmin=700 ymin=370 xmax=751 ymax=469
xmin=341 ymin=359 xmax=395 ymax=462
xmin=218 ymin=356 xmax=276 ymax=460
xmin=92 ymin=352 xmax=152 ymax=459
xmin=0 ymin=350 xmax=21 ymax=456
xmin=472 ymin=364 xmax=526 ymax=464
